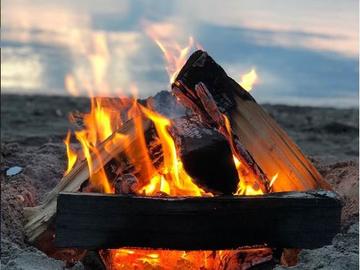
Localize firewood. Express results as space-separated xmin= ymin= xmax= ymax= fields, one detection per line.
xmin=113 ymin=173 xmax=139 ymax=195
xmin=170 ymin=116 xmax=238 ymax=194
xmin=172 ymin=50 xmax=331 ymax=192
xmin=55 ymin=190 xmax=341 ymax=250
xmin=24 ymin=117 xmax=152 ymax=243
xmin=24 ymin=113 xmax=240 ymax=242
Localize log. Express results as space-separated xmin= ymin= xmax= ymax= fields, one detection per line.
xmin=172 ymin=50 xmax=331 ymax=192
xmin=24 ymin=116 xmax=152 ymax=243
xmin=24 ymin=113 xmax=240 ymax=242
xmin=170 ymin=116 xmax=238 ymax=194
xmin=55 ymin=190 xmax=341 ymax=250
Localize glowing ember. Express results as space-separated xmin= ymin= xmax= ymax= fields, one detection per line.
xmin=240 ymin=68 xmax=258 ymax=91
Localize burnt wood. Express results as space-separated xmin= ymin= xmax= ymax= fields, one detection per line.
xmin=55 ymin=190 xmax=341 ymax=250
xmin=172 ymin=50 xmax=331 ymax=192
xmin=171 ymin=116 xmax=238 ymax=194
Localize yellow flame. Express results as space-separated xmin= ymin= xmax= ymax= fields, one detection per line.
xmin=63 ymin=131 xmax=77 ymax=175
xmin=269 ymin=172 xmax=279 ymax=187
xmin=139 ymin=105 xmax=209 ymax=196
xmin=223 ymin=114 xmax=264 ymax=196
xmin=240 ymin=68 xmax=258 ymax=91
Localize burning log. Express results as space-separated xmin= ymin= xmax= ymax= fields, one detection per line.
xmin=55 ymin=190 xmax=341 ymax=250
xmin=24 ymin=113 xmax=239 ymax=242
xmin=172 ymin=50 xmax=331 ymax=192
xmin=170 ymin=116 xmax=238 ymax=195
xmin=113 ymin=174 xmax=139 ymax=195
xmin=24 ymin=117 xmax=152 ymax=243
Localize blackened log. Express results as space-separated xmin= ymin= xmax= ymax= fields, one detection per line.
xmin=170 ymin=116 xmax=238 ymax=195
xmin=172 ymin=50 xmax=331 ymax=192
xmin=113 ymin=174 xmax=139 ymax=195
xmin=55 ymin=190 xmax=342 ymax=250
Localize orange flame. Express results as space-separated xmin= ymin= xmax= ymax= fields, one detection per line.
xmin=63 ymin=131 xmax=77 ymax=175
xmin=240 ymin=68 xmax=258 ymax=91
xmin=145 ymin=23 xmax=200 ymax=84
xmin=223 ymin=114 xmax=264 ymax=196
xmin=139 ymin=105 xmax=209 ymax=196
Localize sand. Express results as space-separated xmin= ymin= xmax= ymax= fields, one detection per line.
xmin=1 ymin=93 xmax=358 ymax=269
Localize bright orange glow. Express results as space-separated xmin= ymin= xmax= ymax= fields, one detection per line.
xmin=140 ymin=105 xmax=210 ymax=196
xmin=223 ymin=114 xmax=265 ymax=196
xmin=240 ymin=68 xmax=258 ymax=91
xmin=75 ymin=130 xmax=112 ymax=193
xmin=63 ymin=131 xmax=77 ymax=175
xmin=105 ymin=247 xmax=272 ymax=269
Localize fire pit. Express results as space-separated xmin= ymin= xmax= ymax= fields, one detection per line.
xmin=24 ymin=50 xmax=342 ymax=269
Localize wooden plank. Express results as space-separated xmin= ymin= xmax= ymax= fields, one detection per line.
xmin=55 ymin=190 xmax=341 ymax=250
xmin=172 ymin=50 xmax=331 ymax=192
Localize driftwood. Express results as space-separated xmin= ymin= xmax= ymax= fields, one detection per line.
xmin=172 ymin=50 xmax=331 ymax=192
xmin=55 ymin=190 xmax=341 ymax=250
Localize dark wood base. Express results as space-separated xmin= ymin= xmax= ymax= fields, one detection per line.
xmin=55 ymin=190 xmax=341 ymax=250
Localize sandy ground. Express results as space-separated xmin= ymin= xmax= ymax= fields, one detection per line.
xmin=1 ymin=93 xmax=359 ymax=269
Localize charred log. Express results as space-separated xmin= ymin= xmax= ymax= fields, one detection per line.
xmin=170 ymin=116 xmax=238 ymax=195
xmin=55 ymin=190 xmax=342 ymax=250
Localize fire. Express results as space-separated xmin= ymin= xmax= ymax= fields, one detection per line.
xmin=63 ymin=131 xmax=77 ymax=175
xmin=223 ymin=114 xmax=264 ymax=196
xmin=240 ymin=68 xmax=258 ymax=91
xmin=139 ymin=105 xmax=209 ymax=196
xmin=63 ymin=33 xmax=274 ymax=269
xmin=145 ymin=23 xmax=200 ymax=83
xmin=107 ymin=249 xmax=225 ymax=269
xmin=269 ymin=172 xmax=279 ymax=187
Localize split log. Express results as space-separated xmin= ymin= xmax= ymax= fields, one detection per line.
xmin=24 ymin=117 xmax=152 ymax=243
xmin=171 ymin=116 xmax=238 ymax=194
xmin=55 ymin=190 xmax=341 ymax=250
xmin=172 ymin=50 xmax=331 ymax=192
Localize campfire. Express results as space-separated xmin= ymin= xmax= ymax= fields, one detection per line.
xmin=23 ymin=36 xmax=341 ymax=270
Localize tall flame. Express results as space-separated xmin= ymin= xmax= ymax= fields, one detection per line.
xmin=145 ymin=23 xmax=200 ymax=83
xmin=140 ymin=105 xmax=209 ymax=196
xmin=240 ymin=68 xmax=258 ymax=91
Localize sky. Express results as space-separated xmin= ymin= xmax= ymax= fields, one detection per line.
xmin=1 ymin=0 xmax=359 ymax=107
